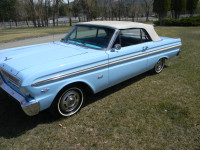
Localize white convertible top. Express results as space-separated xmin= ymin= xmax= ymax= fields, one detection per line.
xmin=77 ymin=21 xmax=161 ymax=41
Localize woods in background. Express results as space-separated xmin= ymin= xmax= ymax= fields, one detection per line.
xmin=0 ymin=0 xmax=199 ymax=28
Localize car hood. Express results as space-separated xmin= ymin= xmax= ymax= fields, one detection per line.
xmin=0 ymin=42 xmax=88 ymax=75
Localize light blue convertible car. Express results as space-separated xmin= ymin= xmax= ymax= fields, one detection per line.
xmin=0 ymin=21 xmax=182 ymax=117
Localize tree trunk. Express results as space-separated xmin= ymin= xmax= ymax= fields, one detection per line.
xmin=132 ymin=12 xmax=135 ymax=22
xmin=14 ymin=20 xmax=18 ymax=27
xmin=53 ymin=14 xmax=55 ymax=27
xmin=45 ymin=0 xmax=49 ymax=27
xmin=159 ymin=14 xmax=163 ymax=26
xmin=118 ymin=12 xmax=121 ymax=21
xmin=26 ymin=19 xmax=29 ymax=27
xmin=67 ymin=0 xmax=72 ymax=26
xmin=41 ymin=19 xmax=44 ymax=27
xmin=146 ymin=11 xmax=149 ymax=22
xmin=111 ymin=10 xmax=114 ymax=20
xmin=30 ymin=0 xmax=37 ymax=27
xmin=32 ymin=19 xmax=37 ymax=27
xmin=37 ymin=19 xmax=41 ymax=27
xmin=69 ymin=17 xmax=72 ymax=26
xmin=45 ymin=18 xmax=48 ymax=27
xmin=9 ymin=20 xmax=12 ymax=29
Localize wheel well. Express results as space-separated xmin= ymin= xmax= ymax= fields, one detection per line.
xmin=163 ymin=57 xmax=168 ymax=60
xmin=156 ymin=57 xmax=167 ymax=65
xmin=51 ymin=81 xmax=93 ymax=108
xmin=60 ymin=82 xmax=94 ymax=95
xmin=162 ymin=57 xmax=167 ymax=64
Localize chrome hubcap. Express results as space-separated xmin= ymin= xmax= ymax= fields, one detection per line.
xmin=155 ymin=59 xmax=164 ymax=73
xmin=59 ymin=89 xmax=82 ymax=115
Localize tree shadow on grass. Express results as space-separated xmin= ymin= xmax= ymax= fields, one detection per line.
xmin=0 ymin=71 xmax=150 ymax=139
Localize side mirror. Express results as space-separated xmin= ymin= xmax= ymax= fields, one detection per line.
xmin=114 ymin=44 xmax=121 ymax=50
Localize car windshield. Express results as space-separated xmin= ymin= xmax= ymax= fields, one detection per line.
xmin=62 ymin=26 xmax=115 ymax=49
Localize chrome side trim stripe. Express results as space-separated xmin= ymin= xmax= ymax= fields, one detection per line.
xmin=109 ymin=43 xmax=182 ymax=65
xmin=32 ymin=63 xmax=109 ymax=86
xmin=32 ymin=43 xmax=181 ymax=86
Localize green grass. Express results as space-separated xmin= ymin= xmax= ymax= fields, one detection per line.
xmin=0 ymin=26 xmax=200 ymax=149
xmin=0 ymin=26 xmax=72 ymax=43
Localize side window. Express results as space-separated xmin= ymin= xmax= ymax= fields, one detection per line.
xmin=113 ymin=28 xmax=152 ymax=48
xmin=98 ymin=29 xmax=107 ymax=37
xmin=141 ymin=29 xmax=151 ymax=42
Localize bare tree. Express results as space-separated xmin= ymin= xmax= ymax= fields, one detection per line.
xmin=17 ymin=0 xmax=30 ymax=27
xmin=52 ymin=0 xmax=62 ymax=27
xmin=103 ymin=0 xmax=108 ymax=20
xmin=67 ymin=0 xmax=72 ymax=26
xmin=135 ymin=2 xmax=142 ymax=21
xmin=144 ymin=0 xmax=153 ymax=21
xmin=72 ymin=0 xmax=81 ymax=22
xmin=44 ymin=0 xmax=50 ymax=27
xmin=25 ymin=0 xmax=37 ymax=27
xmin=118 ymin=0 xmax=122 ymax=21
xmin=131 ymin=0 xmax=136 ymax=22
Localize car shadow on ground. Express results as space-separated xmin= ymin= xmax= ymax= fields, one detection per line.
xmin=84 ymin=71 xmax=152 ymax=106
xmin=0 ymin=71 xmax=153 ymax=139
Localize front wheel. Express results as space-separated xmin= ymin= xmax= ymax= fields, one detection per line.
xmin=50 ymin=86 xmax=85 ymax=117
xmin=153 ymin=58 xmax=165 ymax=74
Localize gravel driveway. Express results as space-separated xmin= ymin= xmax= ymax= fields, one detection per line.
xmin=0 ymin=34 xmax=66 ymax=50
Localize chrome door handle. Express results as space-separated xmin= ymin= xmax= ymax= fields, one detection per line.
xmin=142 ymin=46 xmax=148 ymax=51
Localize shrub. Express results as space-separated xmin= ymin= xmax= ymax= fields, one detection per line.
xmin=179 ymin=17 xmax=193 ymax=26
xmin=154 ymin=16 xmax=200 ymax=26
xmin=163 ymin=18 xmax=180 ymax=26
xmin=153 ymin=20 xmax=160 ymax=26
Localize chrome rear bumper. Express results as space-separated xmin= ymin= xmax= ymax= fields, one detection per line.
xmin=0 ymin=76 xmax=40 ymax=116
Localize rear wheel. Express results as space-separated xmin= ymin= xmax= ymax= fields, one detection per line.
xmin=153 ymin=58 xmax=165 ymax=74
xmin=50 ymin=86 xmax=85 ymax=117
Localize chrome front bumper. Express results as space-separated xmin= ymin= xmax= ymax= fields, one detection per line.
xmin=0 ymin=76 xmax=40 ymax=116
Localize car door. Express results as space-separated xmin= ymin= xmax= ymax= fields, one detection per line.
xmin=106 ymin=28 xmax=151 ymax=87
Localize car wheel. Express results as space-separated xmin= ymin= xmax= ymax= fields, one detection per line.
xmin=50 ymin=86 xmax=85 ymax=117
xmin=154 ymin=58 xmax=165 ymax=74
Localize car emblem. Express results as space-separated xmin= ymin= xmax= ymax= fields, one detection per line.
xmin=4 ymin=57 xmax=12 ymax=61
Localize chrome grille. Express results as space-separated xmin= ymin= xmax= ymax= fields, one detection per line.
xmin=0 ymin=68 xmax=21 ymax=87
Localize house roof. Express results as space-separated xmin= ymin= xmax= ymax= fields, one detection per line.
xmin=77 ymin=21 xmax=161 ymax=41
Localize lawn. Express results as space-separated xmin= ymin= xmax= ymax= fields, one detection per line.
xmin=0 ymin=26 xmax=200 ymax=150
xmin=0 ymin=26 xmax=72 ymax=43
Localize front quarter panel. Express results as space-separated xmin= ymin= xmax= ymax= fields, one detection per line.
xmin=20 ymin=50 xmax=109 ymax=111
